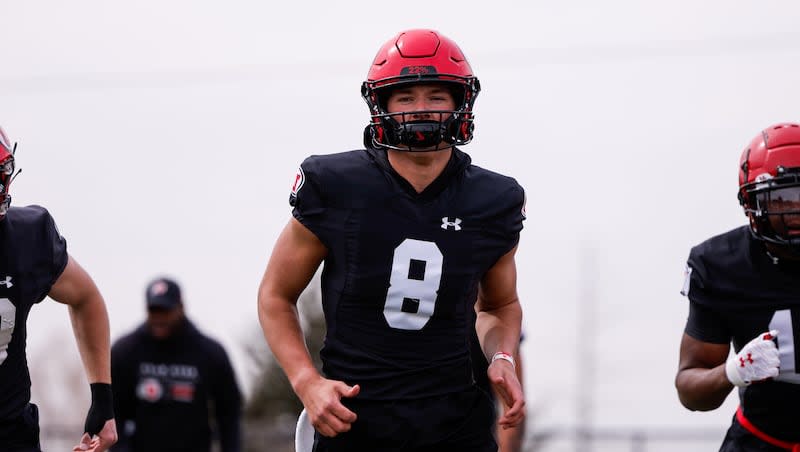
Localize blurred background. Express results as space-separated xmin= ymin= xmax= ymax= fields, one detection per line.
xmin=3 ymin=0 xmax=800 ymax=450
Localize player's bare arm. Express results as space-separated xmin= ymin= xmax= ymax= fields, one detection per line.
xmin=258 ymin=217 xmax=359 ymax=437
xmin=49 ymin=255 xmax=117 ymax=451
xmin=475 ymin=244 xmax=525 ymax=429
xmin=50 ymin=256 xmax=111 ymax=382
xmin=678 ymin=330 xmax=780 ymax=414
xmin=675 ymin=333 xmax=732 ymax=411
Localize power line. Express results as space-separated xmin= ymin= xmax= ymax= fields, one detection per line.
xmin=2 ymin=31 xmax=799 ymax=93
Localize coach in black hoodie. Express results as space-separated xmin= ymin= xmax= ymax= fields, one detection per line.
xmin=110 ymin=277 xmax=242 ymax=452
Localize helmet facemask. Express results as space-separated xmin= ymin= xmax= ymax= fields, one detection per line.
xmin=362 ymin=78 xmax=480 ymax=151
xmin=741 ymin=167 xmax=800 ymax=254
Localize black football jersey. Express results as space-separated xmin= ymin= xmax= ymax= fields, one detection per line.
xmin=0 ymin=206 xmax=68 ymax=421
xmin=290 ymin=147 xmax=525 ymax=400
xmin=683 ymin=225 xmax=800 ymax=440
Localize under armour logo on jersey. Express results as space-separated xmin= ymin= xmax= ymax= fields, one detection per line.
xmin=441 ymin=217 xmax=462 ymax=231
xmin=0 ymin=276 xmax=12 ymax=288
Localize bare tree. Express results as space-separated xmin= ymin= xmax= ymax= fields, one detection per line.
xmin=29 ymin=329 xmax=89 ymax=450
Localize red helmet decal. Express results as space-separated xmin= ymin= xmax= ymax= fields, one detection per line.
xmin=401 ymin=65 xmax=436 ymax=75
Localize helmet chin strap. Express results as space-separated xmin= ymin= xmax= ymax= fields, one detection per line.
xmin=761 ymin=235 xmax=800 ymax=263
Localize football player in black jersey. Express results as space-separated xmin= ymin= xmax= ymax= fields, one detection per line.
xmin=258 ymin=29 xmax=526 ymax=451
xmin=0 ymin=127 xmax=117 ymax=452
xmin=676 ymin=123 xmax=800 ymax=451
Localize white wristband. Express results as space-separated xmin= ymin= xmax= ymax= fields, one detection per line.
xmin=491 ymin=351 xmax=516 ymax=370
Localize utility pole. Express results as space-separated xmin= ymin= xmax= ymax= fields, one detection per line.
xmin=576 ymin=245 xmax=596 ymax=452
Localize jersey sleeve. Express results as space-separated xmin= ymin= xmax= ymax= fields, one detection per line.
xmin=678 ymin=227 xmax=762 ymax=310
xmin=288 ymin=157 xmax=331 ymax=245
xmin=505 ymin=182 xmax=526 ymax=239
xmin=32 ymin=206 xmax=68 ymax=303
xmin=683 ymin=253 xmax=700 ymax=292
xmin=680 ymin=248 xmax=731 ymax=344
xmin=493 ymin=181 xmax=526 ymax=256
xmin=683 ymin=300 xmax=731 ymax=344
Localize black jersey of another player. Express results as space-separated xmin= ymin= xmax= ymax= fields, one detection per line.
xmin=290 ymin=147 xmax=525 ymax=400
xmin=0 ymin=206 xmax=68 ymax=421
xmin=683 ymin=225 xmax=800 ymax=440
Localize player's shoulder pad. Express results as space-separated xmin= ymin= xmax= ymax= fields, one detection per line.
xmin=463 ymin=164 xmax=526 ymax=218
xmin=5 ymin=205 xmax=63 ymax=242
xmin=684 ymin=226 xmax=754 ymax=306
xmin=291 ymin=150 xmax=381 ymax=208
xmin=6 ymin=204 xmax=55 ymax=227
xmin=688 ymin=226 xmax=751 ymax=277
xmin=299 ymin=150 xmax=372 ymax=181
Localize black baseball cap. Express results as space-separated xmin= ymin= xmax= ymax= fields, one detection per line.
xmin=145 ymin=277 xmax=182 ymax=310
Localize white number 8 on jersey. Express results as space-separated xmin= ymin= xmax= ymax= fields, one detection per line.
xmin=383 ymin=239 xmax=443 ymax=330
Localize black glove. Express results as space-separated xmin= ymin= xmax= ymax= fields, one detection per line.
xmin=84 ymin=383 xmax=114 ymax=436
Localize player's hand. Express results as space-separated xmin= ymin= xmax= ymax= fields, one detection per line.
xmin=725 ymin=330 xmax=780 ymax=387
xmin=73 ymin=432 xmax=95 ymax=452
xmin=488 ymin=358 xmax=525 ymax=429
xmin=299 ymin=375 xmax=360 ymax=438
xmin=72 ymin=419 xmax=117 ymax=452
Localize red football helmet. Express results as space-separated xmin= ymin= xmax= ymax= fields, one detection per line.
xmin=0 ymin=127 xmax=16 ymax=219
xmin=738 ymin=123 xmax=800 ymax=249
xmin=361 ymin=29 xmax=481 ymax=151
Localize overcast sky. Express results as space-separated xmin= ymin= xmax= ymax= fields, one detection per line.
xmin=4 ymin=0 xmax=800 ymax=442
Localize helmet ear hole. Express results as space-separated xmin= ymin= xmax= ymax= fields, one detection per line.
xmin=363 ymin=125 xmax=376 ymax=149
xmin=363 ymin=123 xmax=388 ymax=149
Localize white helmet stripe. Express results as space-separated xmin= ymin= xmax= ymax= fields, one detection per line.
xmin=0 ymin=127 xmax=10 ymax=151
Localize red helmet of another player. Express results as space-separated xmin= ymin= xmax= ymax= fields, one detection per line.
xmin=738 ymin=123 xmax=800 ymax=250
xmin=362 ymin=29 xmax=481 ymax=151
xmin=0 ymin=127 xmax=16 ymax=220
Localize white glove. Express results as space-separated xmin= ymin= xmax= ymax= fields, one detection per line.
xmin=725 ymin=330 xmax=780 ymax=387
